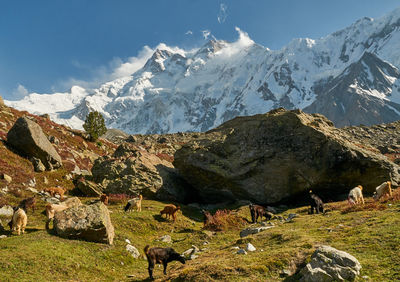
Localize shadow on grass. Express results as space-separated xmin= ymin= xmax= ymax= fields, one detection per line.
xmin=152 ymin=214 xmax=169 ymax=222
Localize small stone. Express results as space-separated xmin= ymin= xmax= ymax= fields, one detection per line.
xmin=158 ymin=235 xmax=172 ymax=243
xmin=43 ymin=177 xmax=49 ymax=184
xmin=0 ymin=173 xmax=12 ymax=184
xmin=125 ymin=239 xmax=131 ymax=244
xmin=231 ymin=246 xmax=240 ymax=250
xmin=126 ymin=244 xmax=140 ymax=258
xmin=27 ymin=187 xmax=38 ymax=194
xmin=245 ymin=243 xmax=256 ymax=252
xmin=237 ymin=249 xmax=247 ymax=255
xmin=0 ymin=235 xmax=7 ymax=239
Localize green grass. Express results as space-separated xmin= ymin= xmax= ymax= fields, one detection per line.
xmin=1 ymin=195 xmax=400 ymax=281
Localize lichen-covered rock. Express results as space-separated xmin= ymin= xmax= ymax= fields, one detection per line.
xmin=300 ymin=245 xmax=362 ymax=281
xmin=76 ymin=179 xmax=103 ymax=197
xmin=174 ymin=109 xmax=400 ymax=204
xmin=7 ymin=117 xmax=62 ymax=170
xmin=91 ymin=143 xmax=190 ymax=201
xmin=54 ymin=202 xmax=114 ymax=244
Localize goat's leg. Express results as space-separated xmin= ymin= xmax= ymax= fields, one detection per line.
xmin=148 ymin=261 xmax=155 ymax=279
xmin=17 ymin=225 xmax=21 ymax=235
xmin=361 ymin=196 xmax=365 ymax=205
xmin=163 ymin=261 xmax=168 ymax=275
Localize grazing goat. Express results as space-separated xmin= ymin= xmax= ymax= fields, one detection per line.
xmin=373 ymin=181 xmax=392 ymax=201
xmin=18 ymin=196 xmax=36 ymax=213
xmin=100 ymin=194 xmax=109 ymax=205
xmin=249 ymin=204 xmax=272 ymax=223
xmin=160 ymin=205 xmax=180 ymax=222
xmin=9 ymin=207 xmax=27 ymax=235
xmin=43 ymin=187 xmax=65 ymax=200
xmin=309 ymin=190 xmax=324 ymax=214
xmin=45 ymin=203 xmax=68 ymax=229
xmin=144 ymin=245 xmax=185 ymax=279
xmin=348 ymin=185 xmax=365 ymax=205
xmin=124 ymin=194 xmax=142 ymax=212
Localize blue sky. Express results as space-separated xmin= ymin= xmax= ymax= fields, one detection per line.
xmin=1 ymin=0 xmax=400 ymax=100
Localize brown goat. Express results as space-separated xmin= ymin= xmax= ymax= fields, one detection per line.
xmin=100 ymin=194 xmax=109 ymax=205
xmin=43 ymin=187 xmax=65 ymax=200
xmin=18 ymin=196 xmax=36 ymax=213
xmin=144 ymin=245 xmax=185 ymax=279
xmin=249 ymin=204 xmax=272 ymax=223
xmin=160 ymin=204 xmax=180 ymax=222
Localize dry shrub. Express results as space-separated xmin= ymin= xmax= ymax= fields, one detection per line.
xmin=338 ymin=199 xmax=387 ymax=214
xmin=203 ymin=209 xmax=245 ymax=231
xmin=108 ymin=193 xmax=135 ymax=205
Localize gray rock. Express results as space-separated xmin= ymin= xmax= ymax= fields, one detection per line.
xmin=45 ymin=197 xmax=60 ymax=204
xmin=300 ymin=245 xmax=362 ymax=281
xmin=158 ymin=235 xmax=172 ymax=243
xmin=245 ymin=243 xmax=256 ymax=252
xmin=7 ymin=117 xmax=62 ymax=170
xmin=0 ymin=205 xmax=13 ymax=217
xmin=237 ymin=249 xmax=247 ymax=255
xmin=174 ymin=109 xmax=400 ymax=204
xmin=27 ymin=187 xmax=39 ymax=194
xmin=32 ymin=157 xmax=46 ymax=172
xmin=286 ymin=213 xmax=298 ymax=222
xmin=0 ymin=235 xmax=7 ymax=239
xmin=76 ymin=179 xmax=103 ymax=197
xmin=240 ymin=226 xmax=275 ymax=238
xmin=54 ymin=202 xmax=114 ymax=244
xmin=126 ymin=244 xmax=140 ymax=258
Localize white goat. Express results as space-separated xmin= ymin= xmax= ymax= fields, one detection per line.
xmin=9 ymin=207 xmax=27 ymax=235
xmin=348 ymin=185 xmax=365 ymax=205
xmin=373 ymin=181 xmax=392 ymax=201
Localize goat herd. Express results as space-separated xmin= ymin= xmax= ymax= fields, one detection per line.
xmin=3 ymin=180 xmax=394 ymax=279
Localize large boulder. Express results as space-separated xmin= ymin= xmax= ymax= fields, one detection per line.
xmin=7 ymin=117 xmax=62 ymax=170
xmin=91 ymin=143 xmax=191 ymax=201
xmin=300 ymin=245 xmax=362 ymax=281
xmin=53 ymin=202 xmax=114 ymax=244
xmin=174 ymin=109 xmax=400 ymax=204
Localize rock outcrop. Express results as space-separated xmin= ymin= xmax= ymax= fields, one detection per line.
xmin=174 ymin=109 xmax=400 ymax=204
xmin=90 ymin=143 xmax=191 ymax=201
xmin=7 ymin=117 xmax=62 ymax=170
xmin=300 ymin=245 xmax=361 ymax=281
xmin=53 ymin=202 xmax=114 ymax=244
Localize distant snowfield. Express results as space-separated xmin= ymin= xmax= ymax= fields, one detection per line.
xmin=6 ymin=8 xmax=400 ymax=133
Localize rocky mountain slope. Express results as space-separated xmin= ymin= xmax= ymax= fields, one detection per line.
xmin=7 ymin=8 xmax=400 ymax=133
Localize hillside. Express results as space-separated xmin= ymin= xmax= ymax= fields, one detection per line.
xmin=0 ymin=195 xmax=399 ymax=281
xmin=7 ymin=8 xmax=400 ymax=133
xmin=0 ymin=102 xmax=400 ymax=280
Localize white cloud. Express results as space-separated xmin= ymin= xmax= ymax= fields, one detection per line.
xmin=217 ymin=3 xmax=228 ymax=23
xmin=12 ymin=84 xmax=29 ymax=98
xmin=185 ymin=30 xmax=193 ymax=35
xmin=214 ymin=27 xmax=254 ymax=58
xmin=54 ymin=45 xmax=156 ymax=92
xmin=202 ymin=30 xmax=211 ymax=40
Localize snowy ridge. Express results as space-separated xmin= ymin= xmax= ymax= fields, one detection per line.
xmin=6 ymin=8 xmax=400 ymax=133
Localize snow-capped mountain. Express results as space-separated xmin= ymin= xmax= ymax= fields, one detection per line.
xmin=7 ymin=8 xmax=400 ymax=133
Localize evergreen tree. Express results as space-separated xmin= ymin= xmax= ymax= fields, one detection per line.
xmin=83 ymin=111 xmax=107 ymax=141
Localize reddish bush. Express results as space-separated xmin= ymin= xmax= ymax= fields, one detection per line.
xmin=203 ymin=209 xmax=245 ymax=231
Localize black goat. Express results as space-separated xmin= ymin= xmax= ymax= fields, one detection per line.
xmin=309 ymin=190 xmax=324 ymax=214
xmin=144 ymin=245 xmax=185 ymax=279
